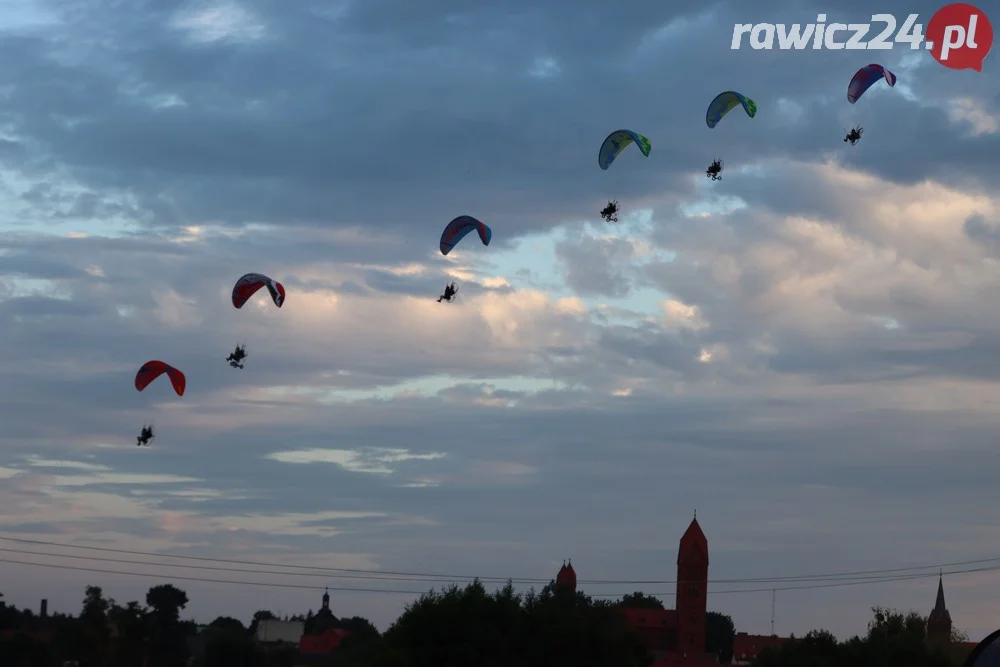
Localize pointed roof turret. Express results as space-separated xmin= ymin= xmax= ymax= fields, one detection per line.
xmin=556 ymin=559 xmax=577 ymax=591
xmin=677 ymin=515 xmax=708 ymax=565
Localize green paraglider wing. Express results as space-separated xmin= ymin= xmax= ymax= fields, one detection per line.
xmin=706 ymin=91 xmax=757 ymax=129
xmin=598 ymin=130 xmax=651 ymax=170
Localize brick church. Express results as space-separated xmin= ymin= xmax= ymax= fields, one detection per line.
xmin=555 ymin=516 xmax=716 ymax=666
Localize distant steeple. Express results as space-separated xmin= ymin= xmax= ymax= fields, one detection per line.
xmin=927 ymin=573 xmax=952 ymax=647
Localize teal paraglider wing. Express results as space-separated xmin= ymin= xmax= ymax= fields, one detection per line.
xmin=706 ymin=91 xmax=757 ymax=128
xmin=598 ymin=130 xmax=652 ymax=170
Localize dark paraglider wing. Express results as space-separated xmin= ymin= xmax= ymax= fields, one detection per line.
xmin=440 ymin=216 xmax=492 ymax=256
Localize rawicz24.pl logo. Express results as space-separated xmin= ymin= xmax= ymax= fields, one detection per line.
xmin=730 ymin=2 xmax=993 ymax=71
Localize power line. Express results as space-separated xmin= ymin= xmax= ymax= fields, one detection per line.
xmin=1 ymin=551 xmax=998 ymax=597
xmin=7 ymin=546 xmax=961 ymax=588
xmin=0 ymin=546 xmax=464 ymax=583
xmin=0 ymin=535 xmax=537 ymax=582
xmin=705 ymin=565 xmax=1000 ymax=594
xmin=3 ymin=543 xmax=972 ymax=590
xmin=1 ymin=534 xmax=998 ymax=586
xmin=0 ymin=556 xmax=423 ymax=594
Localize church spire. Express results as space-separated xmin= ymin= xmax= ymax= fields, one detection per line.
xmin=322 ymin=587 xmax=330 ymax=611
xmin=932 ymin=574 xmax=946 ymax=613
xmin=927 ymin=573 xmax=952 ymax=646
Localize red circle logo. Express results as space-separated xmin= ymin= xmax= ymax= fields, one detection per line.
xmin=926 ymin=3 xmax=993 ymax=71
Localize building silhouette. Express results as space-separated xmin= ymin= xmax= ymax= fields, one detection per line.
xmin=560 ymin=516 xmax=715 ymax=665
xmin=300 ymin=588 xmax=351 ymax=662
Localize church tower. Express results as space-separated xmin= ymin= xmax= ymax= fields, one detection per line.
xmin=305 ymin=587 xmax=337 ymax=635
xmin=675 ymin=515 xmax=709 ymax=658
xmin=927 ymin=574 xmax=952 ymax=648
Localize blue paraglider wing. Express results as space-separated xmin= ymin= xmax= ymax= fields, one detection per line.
xmin=847 ymin=64 xmax=897 ymax=104
xmin=440 ymin=216 xmax=492 ymax=256
xmin=706 ymin=91 xmax=757 ymax=128
xmin=598 ymin=130 xmax=652 ymax=170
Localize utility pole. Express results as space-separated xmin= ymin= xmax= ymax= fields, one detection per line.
xmin=770 ymin=589 xmax=776 ymax=635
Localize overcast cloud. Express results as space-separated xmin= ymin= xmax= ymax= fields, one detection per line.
xmin=1 ymin=0 xmax=999 ymax=642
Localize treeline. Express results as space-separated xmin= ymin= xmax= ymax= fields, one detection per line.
xmin=0 ymin=581 xmax=976 ymax=667
xmin=753 ymin=607 xmax=972 ymax=667
xmin=1 ymin=584 xmax=197 ymax=667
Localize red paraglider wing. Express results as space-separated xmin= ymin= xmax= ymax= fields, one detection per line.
xmin=134 ymin=360 xmax=186 ymax=396
xmin=232 ymin=273 xmax=284 ymax=309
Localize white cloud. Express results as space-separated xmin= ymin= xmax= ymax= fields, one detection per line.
xmin=662 ymin=299 xmax=708 ymax=331
xmin=948 ymin=98 xmax=999 ymax=136
xmin=528 ymin=57 xmax=561 ymax=78
xmin=266 ymin=448 xmax=446 ymax=474
xmin=208 ymin=510 xmax=387 ymax=537
xmin=151 ymin=288 xmax=203 ymax=329
xmin=7 ymin=490 xmax=160 ymax=522
xmin=170 ymin=1 xmax=266 ymax=44
xmin=22 ymin=456 xmax=110 ymax=472
xmin=46 ymin=473 xmax=202 ymax=487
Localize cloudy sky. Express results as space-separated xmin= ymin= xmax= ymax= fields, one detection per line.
xmin=1 ymin=0 xmax=999 ymax=643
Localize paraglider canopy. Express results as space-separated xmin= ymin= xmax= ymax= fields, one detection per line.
xmin=440 ymin=216 xmax=492 ymax=256
xmin=847 ymin=64 xmax=896 ymax=104
xmin=134 ymin=360 xmax=186 ymax=396
xmin=598 ymin=130 xmax=651 ymax=170
xmin=232 ymin=273 xmax=285 ymax=309
xmin=706 ymin=91 xmax=757 ymax=128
